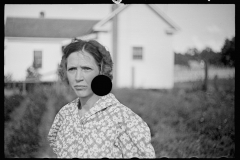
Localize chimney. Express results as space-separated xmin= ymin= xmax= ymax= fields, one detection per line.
xmin=40 ymin=11 xmax=45 ymax=18
xmin=112 ymin=4 xmax=119 ymax=11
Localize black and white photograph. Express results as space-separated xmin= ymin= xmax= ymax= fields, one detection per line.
xmin=4 ymin=4 xmax=235 ymax=158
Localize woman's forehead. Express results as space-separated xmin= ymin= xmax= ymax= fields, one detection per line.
xmin=67 ymin=51 xmax=97 ymax=66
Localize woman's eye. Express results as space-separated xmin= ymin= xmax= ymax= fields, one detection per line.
xmin=68 ymin=68 xmax=76 ymax=71
xmin=83 ymin=67 xmax=91 ymax=71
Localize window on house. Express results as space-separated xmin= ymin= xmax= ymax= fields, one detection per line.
xmin=133 ymin=47 xmax=143 ymax=60
xmin=33 ymin=50 xmax=42 ymax=69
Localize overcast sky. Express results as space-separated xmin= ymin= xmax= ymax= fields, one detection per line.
xmin=4 ymin=4 xmax=235 ymax=53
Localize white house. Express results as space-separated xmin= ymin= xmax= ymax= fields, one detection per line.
xmin=5 ymin=4 xmax=180 ymax=89
xmin=4 ymin=13 xmax=100 ymax=82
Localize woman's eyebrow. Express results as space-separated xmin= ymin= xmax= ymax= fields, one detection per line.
xmin=67 ymin=63 xmax=94 ymax=68
xmin=67 ymin=65 xmax=76 ymax=68
xmin=80 ymin=64 xmax=94 ymax=68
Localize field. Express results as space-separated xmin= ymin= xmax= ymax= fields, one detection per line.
xmin=4 ymin=77 xmax=235 ymax=158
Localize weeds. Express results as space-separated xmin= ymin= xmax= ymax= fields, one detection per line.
xmin=4 ymin=78 xmax=235 ymax=158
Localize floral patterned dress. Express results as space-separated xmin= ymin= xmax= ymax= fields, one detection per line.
xmin=48 ymin=93 xmax=155 ymax=158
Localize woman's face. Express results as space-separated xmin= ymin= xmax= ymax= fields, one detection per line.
xmin=66 ymin=50 xmax=100 ymax=98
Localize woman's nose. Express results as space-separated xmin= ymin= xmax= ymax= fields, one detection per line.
xmin=75 ymin=69 xmax=83 ymax=81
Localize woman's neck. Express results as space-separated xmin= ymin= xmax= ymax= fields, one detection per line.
xmin=79 ymin=94 xmax=101 ymax=111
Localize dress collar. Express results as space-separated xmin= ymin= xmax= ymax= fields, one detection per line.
xmin=75 ymin=93 xmax=119 ymax=120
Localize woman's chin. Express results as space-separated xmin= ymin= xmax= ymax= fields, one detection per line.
xmin=75 ymin=89 xmax=91 ymax=98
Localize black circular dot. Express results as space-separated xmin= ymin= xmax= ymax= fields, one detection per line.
xmin=91 ymin=75 xmax=112 ymax=96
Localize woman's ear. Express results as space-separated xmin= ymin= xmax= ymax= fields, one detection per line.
xmin=99 ymin=61 xmax=103 ymax=75
xmin=99 ymin=68 xmax=102 ymax=75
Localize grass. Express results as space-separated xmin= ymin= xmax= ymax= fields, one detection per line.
xmin=4 ymin=77 xmax=235 ymax=158
xmin=113 ymin=77 xmax=234 ymax=158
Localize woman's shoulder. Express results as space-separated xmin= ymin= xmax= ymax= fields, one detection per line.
xmin=57 ymin=97 xmax=78 ymax=117
xmin=113 ymin=103 xmax=132 ymax=113
xmin=111 ymin=103 xmax=150 ymax=131
xmin=111 ymin=102 xmax=142 ymax=120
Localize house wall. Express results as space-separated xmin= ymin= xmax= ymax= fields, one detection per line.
xmin=96 ymin=22 xmax=115 ymax=84
xmin=116 ymin=4 xmax=174 ymax=89
xmin=4 ymin=39 xmax=63 ymax=81
xmin=96 ymin=22 xmax=113 ymax=58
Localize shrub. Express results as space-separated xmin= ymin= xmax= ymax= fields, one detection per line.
xmin=4 ymin=83 xmax=70 ymax=158
xmin=4 ymin=94 xmax=25 ymax=122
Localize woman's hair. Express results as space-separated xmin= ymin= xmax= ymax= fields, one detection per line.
xmin=58 ymin=38 xmax=113 ymax=85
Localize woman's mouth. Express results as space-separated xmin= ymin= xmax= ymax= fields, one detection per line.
xmin=74 ymin=85 xmax=87 ymax=90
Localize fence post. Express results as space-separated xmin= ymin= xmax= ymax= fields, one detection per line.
xmin=202 ymin=60 xmax=208 ymax=91
xmin=213 ymin=75 xmax=218 ymax=92
xmin=22 ymin=81 xmax=27 ymax=95
xmin=132 ymin=66 xmax=135 ymax=89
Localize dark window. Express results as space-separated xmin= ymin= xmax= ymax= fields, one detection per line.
xmin=33 ymin=50 xmax=42 ymax=69
xmin=133 ymin=47 xmax=143 ymax=60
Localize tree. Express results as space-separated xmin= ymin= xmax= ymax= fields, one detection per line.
xmin=197 ymin=47 xmax=223 ymax=67
xmin=174 ymin=52 xmax=190 ymax=67
xmin=221 ymin=37 xmax=235 ymax=67
xmin=186 ymin=48 xmax=201 ymax=61
xmin=26 ymin=66 xmax=41 ymax=82
xmin=200 ymin=47 xmax=214 ymax=61
xmin=4 ymin=73 xmax=13 ymax=83
xmin=200 ymin=47 xmax=212 ymax=91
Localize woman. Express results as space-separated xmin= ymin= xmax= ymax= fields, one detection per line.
xmin=48 ymin=39 xmax=156 ymax=158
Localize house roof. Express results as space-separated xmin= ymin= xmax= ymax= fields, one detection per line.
xmin=5 ymin=17 xmax=99 ymax=38
xmin=93 ymin=4 xmax=180 ymax=33
xmin=5 ymin=5 xmax=180 ymax=39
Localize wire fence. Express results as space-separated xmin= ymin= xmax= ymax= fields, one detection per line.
xmin=174 ymin=65 xmax=235 ymax=83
